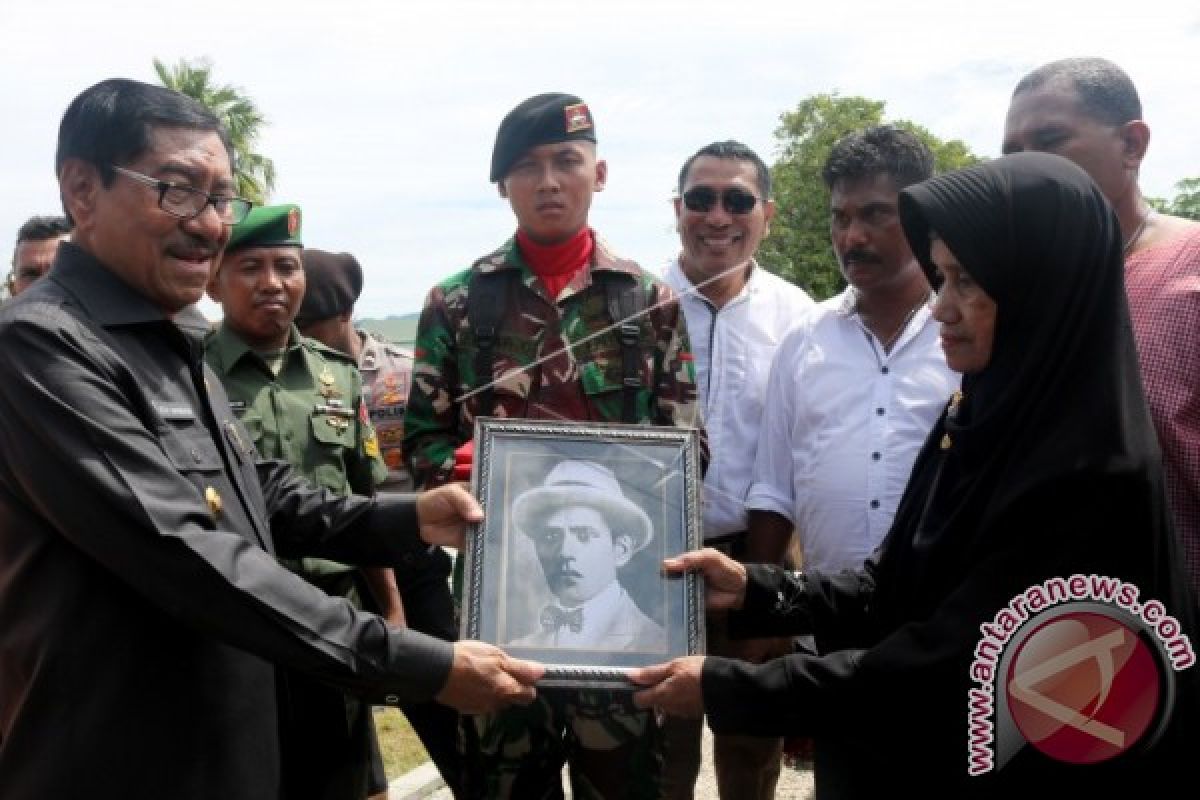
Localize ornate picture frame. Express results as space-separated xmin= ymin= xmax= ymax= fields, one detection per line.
xmin=462 ymin=417 xmax=705 ymax=689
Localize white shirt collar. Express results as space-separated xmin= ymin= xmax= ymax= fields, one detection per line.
xmin=667 ymin=256 xmax=760 ymax=308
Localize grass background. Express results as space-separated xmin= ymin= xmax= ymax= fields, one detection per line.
xmin=375 ymin=708 xmax=431 ymax=779
xmin=356 ymin=314 xmax=433 ymax=780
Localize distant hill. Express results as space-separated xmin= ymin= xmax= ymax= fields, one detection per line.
xmin=357 ymin=313 xmax=420 ymax=347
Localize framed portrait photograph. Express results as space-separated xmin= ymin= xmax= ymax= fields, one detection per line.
xmin=462 ymin=417 xmax=705 ymax=689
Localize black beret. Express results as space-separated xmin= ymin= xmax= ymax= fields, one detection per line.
xmin=296 ymin=249 xmax=363 ymax=326
xmin=489 ymin=92 xmax=596 ymax=182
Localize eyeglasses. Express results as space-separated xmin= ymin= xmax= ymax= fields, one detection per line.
xmin=12 ymin=266 xmax=48 ymax=283
xmin=111 ymin=165 xmax=253 ymax=225
xmin=681 ymin=186 xmax=760 ymax=215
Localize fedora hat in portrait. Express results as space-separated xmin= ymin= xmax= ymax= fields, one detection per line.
xmin=513 ymin=460 xmax=653 ymax=553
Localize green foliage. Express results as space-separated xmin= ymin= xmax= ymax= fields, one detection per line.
xmin=374 ymin=707 xmax=429 ymax=778
xmin=1145 ymin=196 xmax=1170 ymax=213
xmin=153 ymin=58 xmax=276 ymax=204
xmin=759 ymin=93 xmax=982 ymax=300
xmin=1164 ymin=177 xmax=1200 ymax=221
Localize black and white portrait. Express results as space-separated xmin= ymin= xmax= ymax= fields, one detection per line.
xmin=507 ymin=460 xmax=666 ymax=652
xmin=463 ymin=418 xmax=703 ymax=687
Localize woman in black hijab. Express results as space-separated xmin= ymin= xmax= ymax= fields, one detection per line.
xmin=631 ymin=152 xmax=1198 ymax=797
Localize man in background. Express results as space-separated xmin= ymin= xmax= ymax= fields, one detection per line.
xmin=296 ymin=249 xmax=416 ymax=491
xmin=660 ymin=140 xmax=813 ymax=800
xmin=8 ymin=215 xmax=71 ymax=297
xmin=1004 ymin=56 xmax=1200 ymax=598
xmin=205 ymin=204 xmax=405 ymax=800
xmin=745 ymin=126 xmax=958 ymax=794
xmin=297 ymin=246 xmax=461 ymax=794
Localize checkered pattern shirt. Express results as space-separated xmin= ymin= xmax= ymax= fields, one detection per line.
xmin=1126 ymin=226 xmax=1200 ymax=593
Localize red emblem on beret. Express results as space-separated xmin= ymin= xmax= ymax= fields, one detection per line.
xmin=564 ymin=103 xmax=592 ymax=134
xmin=287 ymin=207 xmax=300 ymax=236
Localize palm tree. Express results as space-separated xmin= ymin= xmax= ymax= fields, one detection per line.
xmin=153 ymin=57 xmax=276 ymax=204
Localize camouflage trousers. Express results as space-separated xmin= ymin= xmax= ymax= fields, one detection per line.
xmin=461 ymin=688 xmax=663 ymax=799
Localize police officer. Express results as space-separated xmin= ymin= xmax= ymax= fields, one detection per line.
xmin=205 ymin=204 xmax=402 ymax=800
xmin=404 ymin=93 xmax=703 ymax=799
xmin=296 ymin=249 xmax=415 ymax=491
xmin=296 ymin=247 xmax=462 ymax=794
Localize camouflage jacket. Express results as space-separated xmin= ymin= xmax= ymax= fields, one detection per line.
xmin=404 ymin=235 xmax=702 ymax=487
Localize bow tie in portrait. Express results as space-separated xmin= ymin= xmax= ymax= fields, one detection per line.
xmin=541 ymin=605 xmax=584 ymax=633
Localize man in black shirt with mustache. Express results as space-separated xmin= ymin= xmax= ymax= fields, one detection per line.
xmin=0 ymin=77 xmax=542 ymax=800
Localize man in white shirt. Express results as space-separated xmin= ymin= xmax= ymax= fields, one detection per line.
xmin=747 ymin=126 xmax=957 ymax=576
xmin=510 ymin=460 xmax=665 ymax=652
xmin=745 ymin=126 xmax=956 ymax=785
xmin=661 ymin=141 xmax=814 ymax=800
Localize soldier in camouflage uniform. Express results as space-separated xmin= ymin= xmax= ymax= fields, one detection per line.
xmin=205 ymin=205 xmax=401 ymax=800
xmin=297 ymin=247 xmax=462 ymax=795
xmin=404 ymin=93 xmax=703 ymax=800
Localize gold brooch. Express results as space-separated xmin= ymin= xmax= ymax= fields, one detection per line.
xmin=205 ymin=486 xmax=223 ymax=518
xmin=947 ymin=390 xmax=963 ymax=420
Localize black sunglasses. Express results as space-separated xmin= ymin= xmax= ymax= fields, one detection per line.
xmin=681 ymin=186 xmax=760 ymax=215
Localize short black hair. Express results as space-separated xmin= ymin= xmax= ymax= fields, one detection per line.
xmin=821 ymin=125 xmax=934 ymax=192
xmin=55 ymin=78 xmax=234 ymax=196
xmin=16 ymin=215 xmax=72 ymax=246
xmin=677 ymin=140 xmax=772 ymax=199
xmin=1013 ymin=57 xmax=1142 ymax=126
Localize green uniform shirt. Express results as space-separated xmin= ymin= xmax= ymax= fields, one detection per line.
xmin=205 ymin=323 xmax=387 ymax=577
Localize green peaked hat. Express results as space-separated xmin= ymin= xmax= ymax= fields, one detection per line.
xmin=226 ymin=204 xmax=303 ymax=252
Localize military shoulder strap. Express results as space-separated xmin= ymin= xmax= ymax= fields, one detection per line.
xmin=597 ymin=271 xmax=648 ymax=424
xmin=465 ymin=269 xmax=514 ymax=415
xmin=466 ymin=268 xmax=650 ymax=423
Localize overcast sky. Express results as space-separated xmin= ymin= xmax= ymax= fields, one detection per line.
xmin=4 ymin=0 xmax=1198 ymax=317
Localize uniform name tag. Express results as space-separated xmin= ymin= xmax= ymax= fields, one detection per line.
xmin=154 ymin=403 xmax=195 ymax=422
xmin=314 ymin=404 xmax=356 ymax=419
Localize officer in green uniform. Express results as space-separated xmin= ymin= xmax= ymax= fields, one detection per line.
xmin=296 ymin=247 xmax=463 ymax=795
xmin=205 ymin=204 xmax=400 ymax=800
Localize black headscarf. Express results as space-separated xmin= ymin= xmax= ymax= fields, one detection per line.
xmin=705 ymin=153 xmax=1196 ymax=797
xmin=886 ymin=153 xmax=1173 ymax=576
xmin=864 ymin=152 xmax=1195 ymax=790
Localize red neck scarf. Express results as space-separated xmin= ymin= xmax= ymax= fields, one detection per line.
xmin=516 ymin=227 xmax=594 ymax=299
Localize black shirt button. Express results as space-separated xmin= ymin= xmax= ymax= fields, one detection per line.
xmin=870 ymin=499 xmax=880 ymax=509
xmin=876 ymin=407 xmax=885 ymax=416
xmin=881 ymin=366 xmax=890 ymax=375
xmin=872 ymin=452 xmax=881 ymax=461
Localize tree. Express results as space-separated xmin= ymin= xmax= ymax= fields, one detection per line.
xmin=153 ymin=58 xmax=276 ymax=204
xmin=759 ymin=93 xmax=981 ymax=300
xmin=1148 ymin=177 xmax=1200 ymax=221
